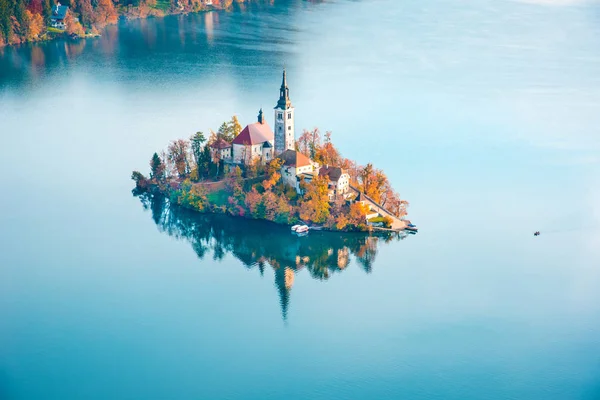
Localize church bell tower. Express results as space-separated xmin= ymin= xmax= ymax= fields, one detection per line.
xmin=274 ymin=69 xmax=295 ymax=155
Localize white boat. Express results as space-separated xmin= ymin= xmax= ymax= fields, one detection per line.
xmin=291 ymin=225 xmax=301 ymax=232
xmin=295 ymin=225 xmax=309 ymax=234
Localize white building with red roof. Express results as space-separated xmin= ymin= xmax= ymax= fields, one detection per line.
xmin=278 ymin=149 xmax=319 ymax=192
xmin=232 ymin=109 xmax=275 ymax=164
xmin=319 ymin=165 xmax=350 ymax=200
xmin=209 ymin=137 xmax=232 ymax=161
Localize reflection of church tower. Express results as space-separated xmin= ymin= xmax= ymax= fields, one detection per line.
xmin=274 ymin=266 xmax=295 ymax=321
xmin=274 ymin=69 xmax=295 ymax=155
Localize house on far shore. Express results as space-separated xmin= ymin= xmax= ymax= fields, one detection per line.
xmin=319 ymin=165 xmax=350 ymax=201
xmin=51 ymin=3 xmax=69 ymax=30
xmin=232 ymin=109 xmax=274 ymax=165
xmin=209 ymin=137 xmax=232 ymax=162
xmin=278 ymin=149 xmax=319 ymax=193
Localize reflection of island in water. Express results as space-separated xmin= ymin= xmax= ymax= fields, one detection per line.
xmin=138 ymin=193 xmax=410 ymax=320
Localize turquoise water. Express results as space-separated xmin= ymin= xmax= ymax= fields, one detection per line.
xmin=2 ymin=0 xmax=600 ymax=398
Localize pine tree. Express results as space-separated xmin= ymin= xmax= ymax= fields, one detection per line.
xmin=42 ymin=0 xmax=52 ymax=21
xmin=149 ymin=152 xmax=165 ymax=181
xmin=0 ymin=0 xmax=11 ymax=42
xmin=190 ymin=131 xmax=206 ymax=171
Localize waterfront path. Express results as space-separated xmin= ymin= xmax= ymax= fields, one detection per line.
xmin=349 ymin=185 xmax=407 ymax=231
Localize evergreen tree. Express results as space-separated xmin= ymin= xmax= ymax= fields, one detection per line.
xmin=216 ymin=122 xmax=230 ymax=141
xmin=42 ymin=0 xmax=51 ymax=21
xmin=190 ymin=131 xmax=206 ymax=170
xmin=13 ymin=0 xmax=28 ymax=38
xmin=0 ymin=0 xmax=11 ymax=42
xmin=199 ymin=145 xmax=212 ymax=179
xmin=149 ymin=152 xmax=165 ymax=181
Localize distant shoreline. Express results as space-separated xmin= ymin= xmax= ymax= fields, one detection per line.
xmin=0 ymin=1 xmax=259 ymax=48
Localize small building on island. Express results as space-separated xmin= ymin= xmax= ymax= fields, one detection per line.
xmin=209 ymin=137 xmax=232 ymax=162
xmin=232 ymin=109 xmax=274 ymax=164
xmin=51 ymin=3 xmax=69 ymax=30
xmin=278 ymin=149 xmax=318 ymax=193
xmin=319 ymin=165 xmax=350 ymax=201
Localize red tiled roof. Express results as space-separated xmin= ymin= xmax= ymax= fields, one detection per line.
xmin=209 ymin=138 xmax=231 ymax=149
xmin=278 ymin=150 xmax=312 ymax=168
xmin=232 ymin=122 xmax=274 ymax=145
xmin=319 ymin=166 xmax=346 ymax=181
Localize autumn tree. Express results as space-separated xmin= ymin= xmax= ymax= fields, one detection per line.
xmin=65 ymin=11 xmax=84 ymax=36
xmin=167 ymin=139 xmax=190 ymax=178
xmin=131 ymin=170 xmax=148 ymax=190
xmin=216 ymin=116 xmax=242 ymax=143
xmin=314 ymin=132 xmax=342 ymax=167
xmin=229 ymin=115 xmax=242 ymax=138
xmin=297 ymin=129 xmax=310 ymax=157
xmin=262 ymin=190 xmax=279 ymax=221
xmin=347 ymin=202 xmax=370 ymax=230
xmin=262 ymin=158 xmax=283 ymax=191
xmin=298 ymin=176 xmax=330 ymax=224
xmin=27 ymin=0 xmax=43 ymax=14
xmin=275 ymin=196 xmax=292 ymax=224
xmin=245 ymin=187 xmax=262 ymax=217
xmin=25 ymin=10 xmax=43 ymax=38
xmin=94 ymin=0 xmax=118 ymax=26
xmin=72 ymin=0 xmax=93 ymax=28
xmin=225 ymin=165 xmax=242 ymax=189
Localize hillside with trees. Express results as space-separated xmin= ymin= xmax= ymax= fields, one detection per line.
xmin=0 ymin=0 xmax=255 ymax=47
xmin=132 ymin=116 xmax=409 ymax=232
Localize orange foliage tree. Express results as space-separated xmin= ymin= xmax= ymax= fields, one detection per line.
xmin=65 ymin=12 xmax=85 ymax=36
xmin=24 ymin=11 xmax=43 ymax=39
xmin=94 ymin=0 xmax=118 ymax=27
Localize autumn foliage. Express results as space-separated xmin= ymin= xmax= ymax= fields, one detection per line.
xmin=132 ymin=117 xmax=408 ymax=232
xmin=0 ymin=0 xmax=257 ymax=47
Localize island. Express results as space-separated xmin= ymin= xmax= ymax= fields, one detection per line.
xmin=132 ymin=69 xmax=410 ymax=232
xmin=0 ymin=0 xmax=256 ymax=47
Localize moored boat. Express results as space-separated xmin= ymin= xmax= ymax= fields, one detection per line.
xmin=291 ymin=225 xmax=301 ymax=232
xmin=405 ymin=225 xmax=418 ymax=233
xmin=295 ymin=225 xmax=309 ymax=234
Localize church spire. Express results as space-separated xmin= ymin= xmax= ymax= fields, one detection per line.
xmin=257 ymin=108 xmax=264 ymax=124
xmin=273 ymin=68 xmax=295 ymax=155
xmin=276 ymin=68 xmax=292 ymax=109
xmin=281 ymin=67 xmax=287 ymax=89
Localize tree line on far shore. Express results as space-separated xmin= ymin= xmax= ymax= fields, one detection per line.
xmin=0 ymin=0 xmax=247 ymax=47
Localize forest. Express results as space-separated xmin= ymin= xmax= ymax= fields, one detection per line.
xmin=132 ymin=117 xmax=409 ymax=232
xmin=0 ymin=0 xmax=248 ymax=46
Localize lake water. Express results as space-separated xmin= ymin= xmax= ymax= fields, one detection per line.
xmin=2 ymin=0 xmax=600 ymax=399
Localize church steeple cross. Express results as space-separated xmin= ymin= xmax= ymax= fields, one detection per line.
xmin=277 ymin=68 xmax=292 ymax=109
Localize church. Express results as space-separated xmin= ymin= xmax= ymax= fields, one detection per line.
xmin=228 ymin=69 xmax=297 ymax=164
xmin=212 ymin=69 xmax=350 ymax=199
xmin=219 ymin=69 xmax=322 ymax=192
